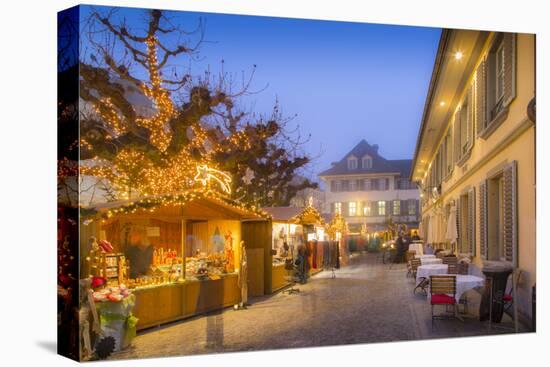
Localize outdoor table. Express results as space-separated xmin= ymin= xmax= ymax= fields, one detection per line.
xmin=415 ymin=254 xmax=435 ymax=259
xmin=409 ymin=243 xmax=423 ymax=256
xmin=427 ymin=274 xmax=485 ymax=303
xmin=420 ymin=257 xmax=443 ymax=265
xmin=416 ymin=264 xmax=448 ymax=286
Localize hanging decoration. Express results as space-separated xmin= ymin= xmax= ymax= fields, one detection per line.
xmin=194 ymin=164 xmax=232 ymax=194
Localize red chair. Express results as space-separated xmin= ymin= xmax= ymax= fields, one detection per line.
xmin=430 ymin=275 xmax=458 ymax=328
xmin=504 ymin=270 xmax=522 ymax=314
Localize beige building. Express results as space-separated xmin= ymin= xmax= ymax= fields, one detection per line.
xmin=320 ymin=140 xmax=419 ymax=233
xmin=410 ymin=29 xmax=536 ymax=325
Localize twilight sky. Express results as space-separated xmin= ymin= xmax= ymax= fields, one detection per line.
xmin=81 ymin=6 xmax=441 ymax=182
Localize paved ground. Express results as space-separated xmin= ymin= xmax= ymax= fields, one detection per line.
xmin=111 ymin=253 xmax=524 ymax=360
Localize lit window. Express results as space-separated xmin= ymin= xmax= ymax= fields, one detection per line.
xmin=349 ymin=202 xmax=357 ymax=216
xmin=363 ymin=202 xmax=371 ymax=216
xmin=334 ymin=202 xmax=342 ymax=215
xmin=378 ymin=201 xmax=386 ymax=216
xmin=393 ymin=200 xmax=400 ymax=215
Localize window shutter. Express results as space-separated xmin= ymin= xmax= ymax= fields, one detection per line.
xmin=453 ymin=113 xmax=461 ymax=163
xmin=330 ymin=202 xmax=335 ymax=214
xmin=503 ymin=160 xmax=518 ymax=266
xmin=475 ymin=58 xmax=487 ymax=135
xmin=386 ymin=200 xmax=392 ymax=217
xmin=467 ymin=85 xmax=475 ymax=150
xmin=401 ymin=200 xmax=407 ymax=216
xmin=386 ymin=178 xmax=390 ymax=190
xmin=342 ymin=202 xmax=349 ymax=217
xmin=468 ymin=188 xmax=476 ymax=255
xmin=456 ymin=199 xmax=462 ymax=252
xmin=502 ymin=33 xmax=517 ymax=107
xmin=479 ymin=180 xmax=488 ymax=260
xmin=357 ymin=179 xmax=363 ymax=191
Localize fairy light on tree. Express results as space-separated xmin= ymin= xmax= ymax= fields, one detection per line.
xmin=79 ymin=8 xmax=317 ymax=206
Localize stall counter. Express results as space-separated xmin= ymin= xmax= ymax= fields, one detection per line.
xmin=132 ymin=273 xmax=241 ymax=330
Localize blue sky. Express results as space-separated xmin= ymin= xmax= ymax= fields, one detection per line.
xmin=81 ymin=5 xmax=441 ymax=181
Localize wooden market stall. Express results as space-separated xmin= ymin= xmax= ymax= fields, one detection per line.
xmin=326 ymin=213 xmax=350 ymax=267
xmin=80 ymin=190 xmax=267 ymax=331
xmin=242 ymin=205 xmax=326 ymax=295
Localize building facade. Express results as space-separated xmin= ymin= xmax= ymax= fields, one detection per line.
xmin=410 ymin=30 xmax=535 ymax=324
xmin=319 ymin=140 xmax=420 ymax=233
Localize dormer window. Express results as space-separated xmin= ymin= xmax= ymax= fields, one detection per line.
xmin=347 ymin=156 xmax=358 ymax=170
xmin=362 ymin=155 xmax=373 ymax=169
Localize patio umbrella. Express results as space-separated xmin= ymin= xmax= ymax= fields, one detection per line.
xmin=426 ymin=214 xmax=434 ymax=244
xmin=445 ymin=205 xmax=458 ymax=244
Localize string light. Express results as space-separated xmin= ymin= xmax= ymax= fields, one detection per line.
xmin=194 ymin=165 xmax=232 ymax=194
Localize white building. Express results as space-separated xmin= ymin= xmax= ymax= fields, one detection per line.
xmin=319 ymin=139 xmax=420 ymax=233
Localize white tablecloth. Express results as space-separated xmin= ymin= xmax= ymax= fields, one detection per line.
xmin=409 ymin=243 xmax=423 ymax=256
xmin=415 ymin=254 xmax=436 ymax=259
xmin=427 ymin=274 xmax=485 ymax=303
xmin=420 ymin=258 xmax=443 ymax=265
xmin=416 ymin=264 xmax=448 ymax=285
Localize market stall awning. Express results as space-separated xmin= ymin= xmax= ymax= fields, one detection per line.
xmin=81 ymin=189 xmax=270 ymax=221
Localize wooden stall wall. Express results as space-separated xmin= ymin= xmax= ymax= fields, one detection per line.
xmin=241 ymin=220 xmax=272 ymax=295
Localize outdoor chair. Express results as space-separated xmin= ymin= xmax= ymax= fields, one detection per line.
xmin=442 ymin=256 xmax=458 ymax=266
xmin=504 ymin=270 xmax=523 ymax=315
xmin=406 ymin=250 xmax=416 ymax=277
xmin=447 ymin=263 xmax=458 ymax=274
xmin=430 ymin=275 xmax=458 ymax=328
xmin=411 ymin=259 xmax=429 ymax=295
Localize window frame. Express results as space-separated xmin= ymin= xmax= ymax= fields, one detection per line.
xmin=392 ymin=200 xmax=400 ymax=216
xmin=347 ymin=156 xmax=358 ymax=170
xmin=362 ymin=155 xmax=372 ymax=169
xmin=363 ymin=202 xmax=371 ymax=216
xmin=378 ymin=200 xmax=386 ymax=216
xmin=334 ymin=202 xmax=342 ymax=215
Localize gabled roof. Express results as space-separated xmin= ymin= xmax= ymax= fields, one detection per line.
xmin=318 ymin=139 xmax=412 ymax=178
xmin=262 ymin=206 xmax=303 ymax=222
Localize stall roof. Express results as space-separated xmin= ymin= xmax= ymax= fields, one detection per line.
xmin=81 ymin=189 xmax=270 ymax=221
xmin=262 ymin=206 xmax=302 ymax=222
xmin=262 ymin=206 xmax=325 ymax=225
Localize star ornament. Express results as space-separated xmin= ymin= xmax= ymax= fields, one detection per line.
xmin=194 ymin=165 xmax=233 ymax=194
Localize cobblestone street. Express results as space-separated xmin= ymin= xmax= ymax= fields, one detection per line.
xmin=112 ymin=253 xmax=520 ymax=360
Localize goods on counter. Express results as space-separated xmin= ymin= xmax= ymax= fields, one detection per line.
xmin=93 ymin=284 xmax=131 ymax=302
xmin=98 ymin=239 xmax=114 ymax=253
xmin=152 ymin=247 xmax=179 ymax=266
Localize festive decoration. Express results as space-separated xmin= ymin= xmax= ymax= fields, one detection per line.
xmin=81 ymin=188 xmax=271 ymax=221
xmin=326 ymin=213 xmax=348 ymax=240
xmin=194 ymin=164 xmax=232 ymax=194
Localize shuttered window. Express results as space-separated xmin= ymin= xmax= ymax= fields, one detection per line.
xmin=503 ymin=161 xmax=518 ymax=266
xmin=363 ymin=202 xmax=371 ymax=216
xmin=378 ymin=201 xmax=385 ymax=216
xmin=349 ymin=202 xmax=357 ymax=216
xmin=393 ymin=200 xmax=400 ymax=215
xmin=330 ymin=180 xmax=337 ymax=192
xmin=454 ymin=85 xmax=475 ymax=165
xmin=408 ymin=199 xmax=417 ymax=215
xmin=479 ymin=33 xmax=517 ymax=137
xmin=468 ymin=188 xmax=476 ymax=255
xmin=479 ymin=181 xmax=488 ymax=259
xmin=334 ymin=202 xmax=342 ymax=215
